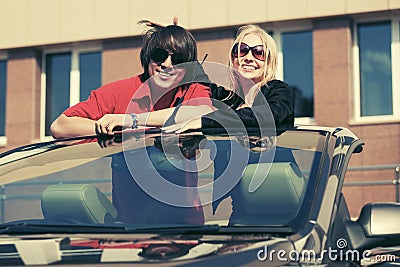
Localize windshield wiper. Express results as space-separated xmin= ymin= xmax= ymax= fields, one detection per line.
xmin=122 ymin=224 xmax=295 ymax=236
xmin=0 ymin=222 xmax=295 ymax=236
xmin=0 ymin=223 xmax=223 ymax=235
xmin=124 ymin=224 xmax=223 ymax=234
xmin=0 ymin=222 xmax=130 ymax=234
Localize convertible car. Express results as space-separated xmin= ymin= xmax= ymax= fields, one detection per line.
xmin=0 ymin=126 xmax=399 ymax=266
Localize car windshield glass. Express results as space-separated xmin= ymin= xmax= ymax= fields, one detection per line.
xmin=0 ymin=129 xmax=327 ymax=232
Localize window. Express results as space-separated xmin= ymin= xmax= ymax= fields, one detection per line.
xmin=45 ymin=52 xmax=71 ymax=136
xmin=42 ymin=49 xmax=102 ymax=137
xmin=79 ymin=52 xmax=102 ymax=101
xmin=0 ymin=59 xmax=6 ymax=142
xmin=359 ymin=22 xmax=392 ymax=116
xmin=354 ymin=19 xmax=400 ymax=121
xmin=281 ymin=30 xmax=314 ymax=119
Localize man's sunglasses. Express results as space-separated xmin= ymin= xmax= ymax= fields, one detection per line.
xmin=231 ymin=43 xmax=266 ymax=61
xmin=150 ymin=48 xmax=186 ymax=65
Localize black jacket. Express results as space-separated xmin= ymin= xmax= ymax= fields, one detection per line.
xmin=202 ymin=80 xmax=295 ymax=130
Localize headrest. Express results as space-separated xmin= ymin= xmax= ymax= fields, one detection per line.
xmin=41 ymin=184 xmax=117 ymax=224
xmin=237 ymin=162 xmax=307 ymax=225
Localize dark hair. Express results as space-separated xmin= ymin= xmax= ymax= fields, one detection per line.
xmin=140 ymin=24 xmax=198 ymax=80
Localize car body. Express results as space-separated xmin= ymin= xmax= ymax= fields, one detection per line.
xmin=0 ymin=125 xmax=399 ymax=266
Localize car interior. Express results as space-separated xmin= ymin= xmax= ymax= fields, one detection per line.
xmin=40 ymin=161 xmax=308 ymax=227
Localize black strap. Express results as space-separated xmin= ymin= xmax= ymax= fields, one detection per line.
xmin=163 ymin=54 xmax=208 ymax=127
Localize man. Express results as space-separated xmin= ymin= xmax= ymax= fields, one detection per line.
xmin=51 ymin=21 xmax=212 ymax=138
xmin=51 ymin=21 xmax=212 ymax=224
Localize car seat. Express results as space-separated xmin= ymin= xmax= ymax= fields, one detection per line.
xmin=41 ymin=184 xmax=118 ymax=224
xmin=235 ymin=162 xmax=307 ymax=226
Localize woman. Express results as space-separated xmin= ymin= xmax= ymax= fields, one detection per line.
xmin=163 ymin=24 xmax=295 ymax=222
xmin=163 ymin=24 xmax=294 ymax=133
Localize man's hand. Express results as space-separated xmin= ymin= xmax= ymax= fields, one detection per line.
xmin=96 ymin=114 xmax=133 ymax=135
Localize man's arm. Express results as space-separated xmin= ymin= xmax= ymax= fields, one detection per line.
xmin=51 ymin=106 xmax=214 ymax=139
xmin=51 ymin=114 xmax=97 ymax=139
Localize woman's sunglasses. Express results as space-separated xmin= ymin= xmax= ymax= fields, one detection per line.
xmin=150 ymin=48 xmax=186 ymax=66
xmin=231 ymin=43 xmax=266 ymax=61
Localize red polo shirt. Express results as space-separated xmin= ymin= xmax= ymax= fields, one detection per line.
xmin=64 ymin=74 xmax=212 ymax=119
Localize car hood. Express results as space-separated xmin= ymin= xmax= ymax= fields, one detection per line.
xmin=0 ymin=234 xmax=297 ymax=266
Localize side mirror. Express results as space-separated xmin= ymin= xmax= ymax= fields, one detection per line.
xmin=346 ymin=202 xmax=400 ymax=251
xmin=357 ymin=202 xmax=400 ymax=236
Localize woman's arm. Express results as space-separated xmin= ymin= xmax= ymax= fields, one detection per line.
xmin=136 ymin=105 xmax=214 ymax=127
xmin=232 ymin=80 xmax=294 ymax=127
xmin=259 ymin=80 xmax=295 ymax=126
xmin=202 ymin=80 xmax=294 ymax=129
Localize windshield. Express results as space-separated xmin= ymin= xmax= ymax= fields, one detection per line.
xmin=0 ymin=129 xmax=327 ymax=233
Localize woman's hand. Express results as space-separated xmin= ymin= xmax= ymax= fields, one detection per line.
xmin=96 ymin=114 xmax=132 ymax=135
xmin=162 ymin=117 xmax=202 ymax=133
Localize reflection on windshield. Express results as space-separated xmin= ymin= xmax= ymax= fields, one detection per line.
xmin=0 ymin=130 xmax=325 ymax=230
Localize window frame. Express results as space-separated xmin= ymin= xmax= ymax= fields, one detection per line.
xmin=40 ymin=44 xmax=102 ymax=139
xmin=352 ymin=16 xmax=400 ymax=124
xmin=272 ymin=22 xmax=315 ymax=125
xmin=0 ymin=52 xmax=7 ymax=147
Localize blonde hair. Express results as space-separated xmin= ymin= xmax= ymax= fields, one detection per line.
xmin=229 ymin=25 xmax=278 ymax=88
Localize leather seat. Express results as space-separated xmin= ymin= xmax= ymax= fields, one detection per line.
xmin=41 ymin=184 xmax=118 ymax=224
xmin=236 ymin=162 xmax=307 ymax=225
